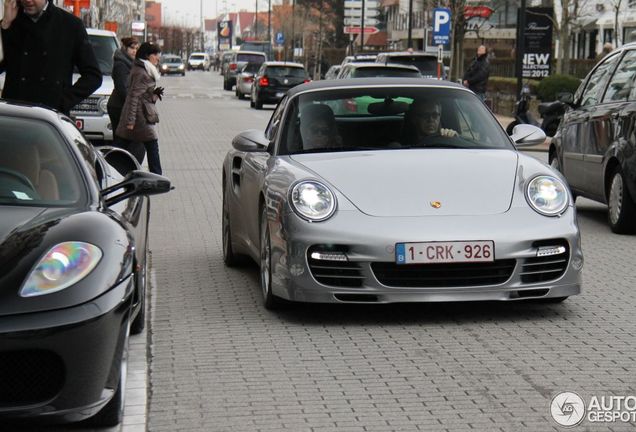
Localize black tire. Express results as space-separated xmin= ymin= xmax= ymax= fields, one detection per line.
xmin=223 ymin=79 xmax=231 ymax=91
xmin=254 ymin=93 xmax=263 ymax=110
xmin=260 ymin=206 xmax=281 ymax=310
xmin=222 ymin=188 xmax=240 ymax=266
xmin=506 ymin=120 xmax=519 ymax=135
xmin=130 ymin=251 xmax=147 ymax=335
xmin=250 ymin=93 xmax=255 ymax=108
xmin=607 ymin=166 xmax=636 ymax=234
xmin=549 ymin=151 xmax=560 ymax=172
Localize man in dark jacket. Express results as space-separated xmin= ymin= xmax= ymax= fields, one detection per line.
xmin=463 ymin=45 xmax=490 ymax=102
xmin=0 ymin=0 xmax=102 ymax=115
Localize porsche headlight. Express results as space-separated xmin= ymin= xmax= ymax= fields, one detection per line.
xmin=19 ymin=242 xmax=102 ymax=297
xmin=290 ymin=181 xmax=336 ymax=221
xmin=526 ymin=175 xmax=569 ymax=216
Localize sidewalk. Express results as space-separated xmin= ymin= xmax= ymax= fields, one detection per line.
xmin=495 ymin=114 xmax=549 ymax=152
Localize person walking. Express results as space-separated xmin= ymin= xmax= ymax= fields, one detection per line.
xmin=0 ymin=0 xmax=102 ymax=115
xmin=116 ymin=42 xmax=165 ymax=175
xmin=107 ymin=37 xmax=145 ymax=162
xmin=463 ymin=45 xmax=490 ymax=102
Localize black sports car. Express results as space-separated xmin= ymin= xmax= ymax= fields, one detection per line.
xmin=0 ymin=101 xmax=171 ymax=426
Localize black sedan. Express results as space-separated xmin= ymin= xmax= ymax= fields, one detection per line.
xmin=250 ymin=61 xmax=310 ymax=109
xmin=0 ymin=101 xmax=171 ymax=426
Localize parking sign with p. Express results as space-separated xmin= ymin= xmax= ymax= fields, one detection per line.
xmin=432 ymin=8 xmax=451 ymax=46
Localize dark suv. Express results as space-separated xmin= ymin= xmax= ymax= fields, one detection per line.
xmin=223 ymin=51 xmax=267 ymax=90
xmin=250 ymin=62 xmax=309 ymax=109
xmin=375 ymin=52 xmax=442 ymax=79
xmin=550 ymin=43 xmax=636 ymax=233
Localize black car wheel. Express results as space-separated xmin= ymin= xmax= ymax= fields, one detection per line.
xmin=223 ymin=79 xmax=231 ymax=91
xmin=608 ymin=166 xmax=636 ymax=234
xmin=260 ymin=206 xmax=280 ymax=310
xmin=130 ymin=250 xmax=147 ymax=335
xmin=223 ymin=188 xmax=240 ymax=266
xmin=250 ymin=91 xmax=255 ymax=108
xmin=254 ymin=93 xmax=263 ymax=110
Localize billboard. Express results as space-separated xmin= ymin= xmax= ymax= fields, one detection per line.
xmin=218 ymin=21 xmax=233 ymax=51
xmin=521 ymin=7 xmax=553 ymax=79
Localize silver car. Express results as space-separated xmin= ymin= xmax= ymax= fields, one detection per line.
xmin=222 ymin=79 xmax=583 ymax=309
xmin=235 ymin=63 xmax=260 ymax=100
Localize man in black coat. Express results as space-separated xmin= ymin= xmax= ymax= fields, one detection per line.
xmin=0 ymin=0 xmax=102 ymax=115
xmin=463 ymin=45 xmax=490 ymax=102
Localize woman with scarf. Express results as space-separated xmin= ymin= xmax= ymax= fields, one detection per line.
xmin=116 ymin=42 xmax=165 ymax=175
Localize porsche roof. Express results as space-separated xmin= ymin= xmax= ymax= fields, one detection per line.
xmin=286 ymin=78 xmax=465 ymax=97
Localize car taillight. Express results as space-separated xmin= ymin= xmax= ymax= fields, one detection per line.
xmin=229 ymin=63 xmax=237 ymax=71
xmin=304 ymin=79 xmax=311 ymax=83
xmin=344 ymin=98 xmax=357 ymax=112
xmin=259 ymin=76 xmax=269 ymax=87
xmin=244 ymin=77 xmax=254 ymax=83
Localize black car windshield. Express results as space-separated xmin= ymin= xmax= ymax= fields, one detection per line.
xmin=354 ymin=67 xmax=421 ymax=78
xmin=0 ymin=116 xmax=83 ymax=206
xmin=278 ymin=87 xmax=513 ymax=155
xmin=267 ymin=67 xmax=305 ymax=78
xmin=88 ymin=34 xmax=118 ymax=75
xmin=242 ymin=63 xmax=261 ymax=73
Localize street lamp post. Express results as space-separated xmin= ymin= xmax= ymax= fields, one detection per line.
xmin=268 ymin=0 xmax=271 ymax=47
xmin=255 ymin=0 xmax=258 ymax=39
xmin=407 ymin=0 xmax=413 ymax=49
xmin=291 ymin=0 xmax=296 ymax=61
xmin=516 ymin=0 xmax=526 ymax=97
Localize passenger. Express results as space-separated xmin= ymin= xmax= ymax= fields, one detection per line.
xmin=300 ymin=104 xmax=342 ymax=150
xmin=402 ymin=100 xmax=457 ymax=146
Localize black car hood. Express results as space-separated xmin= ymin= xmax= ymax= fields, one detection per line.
xmin=0 ymin=206 xmax=134 ymax=316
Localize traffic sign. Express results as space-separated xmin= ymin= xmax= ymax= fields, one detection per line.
xmin=344 ymin=9 xmax=380 ymax=17
xmin=275 ymin=32 xmax=285 ymax=44
xmin=344 ymin=18 xmax=380 ymax=26
xmin=344 ymin=0 xmax=380 ymax=8
xmin=432 ymin=8 xmax=451 ymax=46
xmin=343 ymin=26 xmax=379 ymax=34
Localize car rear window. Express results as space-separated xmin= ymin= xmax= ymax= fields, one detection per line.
xmin=267 ymin=67 xmax=305 ymax=78
xmin=386 ymin=56 xmax=437 ymax=76
xmin=354 ymin=67 xmax=421 ymax=78
xmin=190 ymin=55 xmax=206 ymax=60
xmin=237 ymin=53 xmax=266 ymax=63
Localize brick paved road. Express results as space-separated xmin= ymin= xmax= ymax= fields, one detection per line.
xmin=143 ymin=72 xmax=636 ymax=432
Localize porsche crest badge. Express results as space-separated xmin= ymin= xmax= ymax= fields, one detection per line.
xmin=430 ymin=201 xmax=442 ymax=209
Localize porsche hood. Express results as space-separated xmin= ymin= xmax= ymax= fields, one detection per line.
xmin=290 ymin=150 xmax=519 ymax=217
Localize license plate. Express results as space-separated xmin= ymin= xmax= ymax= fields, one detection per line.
xmin=396 ymin=241 xmax=495 ymax=264
xmin=75 ymin=119 xmax=84 ymax=130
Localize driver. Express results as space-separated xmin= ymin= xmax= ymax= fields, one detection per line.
xmin=299 ymin=104 xmax=343 ymax=150
xmin=403 ymin=100 xmax=458 ymax=146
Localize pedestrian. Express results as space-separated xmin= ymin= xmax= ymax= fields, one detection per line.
xmin=107 ymin=36 xmax=146 ymax=163
xmin=115 ymin=42 xmax=165 ymax=175
xmin=0 ymin=0 xmax=102 ymax=115
xmin=463 ymin=45 xmax=490 ymax=102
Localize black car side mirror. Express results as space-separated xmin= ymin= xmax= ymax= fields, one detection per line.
xmin=232 ymin=129 xmax=269 ymax=152
xmin=102 ymin=170 xmax=172 ymax=206
xmin=558 ymin=92 xmax=574 ymax=105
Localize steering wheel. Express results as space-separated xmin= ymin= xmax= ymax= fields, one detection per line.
xmin=0 ymin=167 xmax=37 ymax=192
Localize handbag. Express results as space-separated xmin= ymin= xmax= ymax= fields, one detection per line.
xmin=141 ymin=89 xmax=159 ymax=124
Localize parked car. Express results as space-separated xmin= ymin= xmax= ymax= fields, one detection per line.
xmin=0 ymin=101 xmax=171 ymax=425
xmin=324 ymin=65 xmax=341 ymax=80
xmin=250 ymin=61 xmax=309 ymax=109
xmin=235 ymin=62 xmax=261 ymax=100
xmin=69 ymin=28 xmax=118 ymax=145
xmin=337 ymin=62 xmax=422 ymax=79
xmin=223 ymin=79 xmax=582 ymax=309
xmin=223 ymin=51 xmax=267 ymax=90
xmin=160 ymin=54 xmax=186 ymax=76
xmin=239 ymin=41 xmax=272 ymax=60
xmin=220 ymin=51 xmax=234 ymax=76
xmin=187 ymin=52 xmax=211 ymax=71
xmin=549 ymin=43 xmax=636 ymax=233
xmin=340 ymin=54 xmax=378 ymax=66
xmin=375 ymin=52 xmax=443 ymax=79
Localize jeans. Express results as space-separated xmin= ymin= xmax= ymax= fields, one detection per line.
xmin=118 ymin=137 xmax=162 ymax=175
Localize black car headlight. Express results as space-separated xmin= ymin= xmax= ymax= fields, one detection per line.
xmin=290 ymin=181 xmax=337 ymax=222
xmin=20 ymin=242 xmax=102 ymax=297
xmin=526 ymin=175 xmax=569 ymax=216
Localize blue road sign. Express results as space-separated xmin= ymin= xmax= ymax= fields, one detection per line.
xmin=275 ymin=32 xmax=285 ymax=45
xmin=432 ymin=8 xmax=451 ymax=46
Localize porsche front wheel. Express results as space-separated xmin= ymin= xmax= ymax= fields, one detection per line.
xmin=608 ymin=166 xmax=636 ymax=234
xmin=260 ymin=206 xmax=280 ymax=310
xmin=222 ymin=190 xmax=239 ymax=266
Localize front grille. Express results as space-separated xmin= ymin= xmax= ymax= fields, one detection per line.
xmin=0 ymin=350 xmax=65 ymax=407
xmin=372 ymin=260 xmax=516 ymax=288
xmin=71 ymin=96 xmax=100 ymax=115
xmin=308 ymin=255 xmax=364 ymax=288
xmin=520 ymin=240 xmax=570 ymax=284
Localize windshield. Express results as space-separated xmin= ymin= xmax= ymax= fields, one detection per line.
xmin=0 ymin=117 xmax=83 ymax=206
xmin=278 ymin=87 xmax=513 ymax=155
xmin=353 ymin=67 xmax=421 ymax=78
xmin=88 ymin=34 xmax=118 ymax=75
xmin=267 ymin=67 xmax=305 ymax=78
xmin=388 ymin=56 xmax=438 ymax=76
xmin=162 ymin=57 xmax=182 ymax=64
xmin=241 ymin=63 xmax=261 ymax=74
xmin=190 ymin=54 xmax=205 ymax=60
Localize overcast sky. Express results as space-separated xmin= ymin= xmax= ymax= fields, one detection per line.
xmin=161 ymin=0 xmax=275 ymax=27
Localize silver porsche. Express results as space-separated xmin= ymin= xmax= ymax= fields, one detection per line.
xmin=222 ymin=79 xmax=583 ymax=309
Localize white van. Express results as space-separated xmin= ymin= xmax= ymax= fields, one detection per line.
xmin=70 ymin=29 xmax=119 ymax=144
xmin=187 ymin=52 xmax=211 ymax=71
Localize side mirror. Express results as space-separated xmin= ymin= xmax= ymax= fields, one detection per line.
xmin=510 ymin=124 xmax=547 ymax=147
xmin=101 ymin=170 xmax=172 ymax=206
xmin=232 ymin=129 xmax=269 ymax=152
xmin=558 ymin=92 xmax=574 ymax=105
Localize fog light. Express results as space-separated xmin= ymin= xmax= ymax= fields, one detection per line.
xmin=571 ymin=256 xmax=583 ymax=270
xmin=310 ymin=251 xmax=348 ymax=261
xmin=536 ymin=246 xmax=566 ymax=257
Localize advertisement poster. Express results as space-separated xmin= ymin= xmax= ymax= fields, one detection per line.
xmin=218 ymin=20 xmax=233 ymax=51
xmin=521 ymin=7 xmax=553 ymax=78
